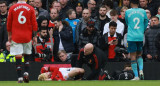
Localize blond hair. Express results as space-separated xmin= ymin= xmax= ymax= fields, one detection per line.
xmin=38 ymin=73 xmax=48 ymax=81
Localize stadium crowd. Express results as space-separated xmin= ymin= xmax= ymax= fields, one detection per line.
xmin=0 ymin=0 xmax=160 ymax=63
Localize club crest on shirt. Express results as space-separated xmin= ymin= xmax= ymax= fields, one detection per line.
xmin=73 ymin=22 xmax=77 ymax=25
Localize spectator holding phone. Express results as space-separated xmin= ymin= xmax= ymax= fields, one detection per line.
xmin=100 ymin=21 xmax=122 ymax=62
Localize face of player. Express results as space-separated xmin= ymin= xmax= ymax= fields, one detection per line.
xmin=69 ymin=11 xmax=76 ymax=19
xmin=52 ymin=3 xmax=61 ymax=12
xmin=59 ymin=53 xmax=67 ymax=62
xmin=99 ymin=7 xmax=107 ymax=17
xmin=139 ymin=0 xmax=148 ymax=8
xmin=41 ymin=20 xmax=48 ymax=27
xmin=145 ymin=10 xmax=151 ymax=19
xmin=50 ymin=9 xmax=59 ymax=20
xmin=34 ymin=0 xmax=42 ymax=8
xmin=82 ymin=9 xmax=91 ymax=21
xmin=40 ymin=30 xmax=48 ymax=39
xmin=76 ymin=6 xmax=83 ymax=13
xmin=0 ymin=3 xmax=7 ymax=13
xmin=123 ymin=0 xmax=130 ymax=7
xmin=150 ymin=18 xmax=159 ymax=26
xmin=109 ymin=26 xmax=116 ymax=35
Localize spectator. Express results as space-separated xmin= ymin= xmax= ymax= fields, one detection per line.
xmin=139 ymin=0 xmax=155 ymax=16
xmin=76 ymin=43 xmax=107 ymax=80
xmin=34 ymin=0 xmax=49 ymax=18
xmin=65 ymin=9 xmax=80 ymax=44
xmin=75 ymin=2 xmax=83 ymax=19
xmin=7 ymin=0 xmax=38 ymax=83
xmin=0 ymin=23 xmax=8 ymax=51
xmin=125 ymin=0 xmax=148 ymax=80
xmin=103 ymin=9 xmax=124 ymax=36
xmin=118 ymin=6 xmax=128 ymax=36
xmin=102 ymin=0 xmax=114 ymax=18
xmin=156 ymin=6 xmax=160 ymax=22
xmin=52 ymin=17 xmax=74 ymax=61
xmin=78 ymin=20 xmax=101 ymax=50
xmin=87 ymin=0 xmax=97 ymax=18
xmin=144 ymin=16 xmax=160 ymax=62
xmin=1 ymin=41 xmax=24 ymax=62
xmin=67 ymin=0 xmax=80 ymax=9
xmin=57 ymin=50 xmax=71 ymax=62
xmin=51 ymin=1 xmax=61 ymax=12
xmin=116 ymin=0 xmax=130 ymax=15
xmin=28 ymin=0 xmax=34 ymax=7
xmin=34 ymin=7 xmax=39 ymax=19
xmin=32 ymin=27 xmax=54 ymax=62
xmin=75 ymin=9 xmax=98 ymax=45
xmin=100 ymin=21 xmax=123 ymax=62
xmin=0 ymin=1 xmax=8 ymax=25
xmin=94 ymin=5 xmax=110 ymax=36
xmin=59 ymin=0 xmax=71 ymax=19
xmin=37 ymin=16 xmax=49 ymax=30
xmin=145 ymin=9 xmax=152 ymax=31
xmin=48 ymin=8 xmax=58 ymax=28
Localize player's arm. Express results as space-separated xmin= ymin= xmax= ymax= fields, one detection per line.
xmin=144 ymin=11 xmax=149 ymax=31
xmin=7 ymin=7 xmax=13 ymax=42
xmin=50 ymin=67 xmax=59 ymax=80
xmin=125 ymin=11 xmax=128 ymax=25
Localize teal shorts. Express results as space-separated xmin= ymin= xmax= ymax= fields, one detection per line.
xmin=127 ymin=41 xmax=143 ymax=53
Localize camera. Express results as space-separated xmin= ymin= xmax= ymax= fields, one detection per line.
xmin=114 ymin=47 xmax=128 ymax=54
xmin=35 ymin=47 xmax=52 ymax=61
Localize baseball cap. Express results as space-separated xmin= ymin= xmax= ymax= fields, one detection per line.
xmin=87 ymin=20 xmax=95 ymax=27
xmin=76 ymin=2 xmax=83 ymax=8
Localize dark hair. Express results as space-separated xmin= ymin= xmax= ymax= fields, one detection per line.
xmin=109 ymin=21 xmax=117 ymax=28
xmin=102 ymin=0 xmax=113 ymax=9
xmin=52 ymin=17 xmax=62 ymax=22
xmin=151 ymin=16 xmax=159 ymax=20
xmin=110 ymin=9 xmax=118 ymax=16
xmin=67 ymin=9 xmax=75 ymax=16
xmin=99 ymin=5 xmax=107 ymax=10
xmin=0 ymin=1 xmax=7 ymax=6
xmin=39 ymin=26 xmax=48 ymax=31
xmin=130 ymin=0 xmax=139 ymax=5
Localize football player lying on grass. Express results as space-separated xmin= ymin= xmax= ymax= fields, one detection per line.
xmin=38 ymin=66 xmax=85 ymax=81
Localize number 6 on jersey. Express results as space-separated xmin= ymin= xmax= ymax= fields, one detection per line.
xmin=18 ymin=11 xmax=26 ymax=24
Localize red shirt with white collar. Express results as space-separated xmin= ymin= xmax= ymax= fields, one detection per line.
xmin=7 ymin=1 xmax=38 ymax=43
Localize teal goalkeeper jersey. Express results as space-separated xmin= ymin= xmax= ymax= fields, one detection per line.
xmin=125 ymin=8 xmax=148 ymax=41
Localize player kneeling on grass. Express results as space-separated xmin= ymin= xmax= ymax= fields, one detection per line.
xmin=38 ymin=66 xmax=85 ymax=81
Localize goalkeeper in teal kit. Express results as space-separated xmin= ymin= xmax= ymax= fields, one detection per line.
xmin=125 ymin=0 xmax=148 ymax=80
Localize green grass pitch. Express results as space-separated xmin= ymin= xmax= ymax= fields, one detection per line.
xmin=0 ymin=80 xmax=160 ymax=86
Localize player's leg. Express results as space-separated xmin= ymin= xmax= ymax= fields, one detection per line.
xmin=128 ymin=41 xmax=139 ymax=80
xmin=23 ymin=41 xmax=32 ymax=83
xmin=136 ymin=42 xmax=144 ymax=80
xmin=67 ymin=68 xmax=85 ymax=79
xmin=10 ymin=41 xmax=24 ymax=83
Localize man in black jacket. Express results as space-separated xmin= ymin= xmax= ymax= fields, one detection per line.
xmin=76 ymin=43 xmax=107 ymax=80
xmin=52 ymin=17 xmax=75 ymax=61
xmin=144 ymin=16 xmax=160 ymax=62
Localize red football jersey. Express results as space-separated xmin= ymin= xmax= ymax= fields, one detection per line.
xmin=7 ymin=2 xmax=38 ymax=43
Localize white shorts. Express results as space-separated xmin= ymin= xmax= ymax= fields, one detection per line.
xmin=10 ymin=40 xmax=32 ymax=55
xmin=59 ymin=68 xmax=75 ymax=80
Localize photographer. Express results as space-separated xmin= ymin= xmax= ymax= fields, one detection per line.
xmin=32 ymin=27 xmax=54 ymax=62
xmin=100 ymin=21 xmax=123 ymax=62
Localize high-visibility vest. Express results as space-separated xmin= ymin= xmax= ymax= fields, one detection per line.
xmin=34 ymin=37 xmax=54 ymax=62
xmin=0 ymin=53 xmax=6 ymax=62
xmin=5 ymin=54 xmax=25 ymax=62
